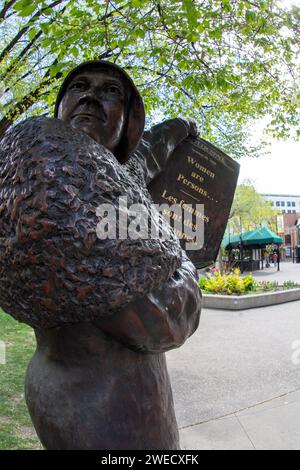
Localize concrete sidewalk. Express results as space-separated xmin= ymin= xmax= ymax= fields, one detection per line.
xmin=179 ymin=389 xmax=300 ymax=450
xmin=247 ymin=261 xmax=300 ymax=284
xmin=167 ymin=301 xmax=300 ymax=450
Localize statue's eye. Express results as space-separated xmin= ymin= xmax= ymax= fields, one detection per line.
xmin=107 ymin=85 xmax=122 ymax=95
xmin=69 ymin=82 xmax=86 ymax=91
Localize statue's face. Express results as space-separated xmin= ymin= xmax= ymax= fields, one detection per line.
xmin=58 ymin=68 xmax=127 ymax=152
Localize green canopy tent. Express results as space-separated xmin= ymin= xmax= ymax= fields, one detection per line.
xmin=222 ymin=227 xmax=283 ymax=272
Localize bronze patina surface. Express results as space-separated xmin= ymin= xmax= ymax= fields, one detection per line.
xmin=0 ymin=117 xmax=182 ymax=328
xmin=0 ymin=61 xmax=202 ymax=450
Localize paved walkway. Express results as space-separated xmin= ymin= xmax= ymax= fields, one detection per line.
xmin=245 ymin=260 xmax=300 ymax=284
xmin=179 ymin=389 xmax=300 ymax=450
xmin=167 ymin=300 xmax=300 ymax=450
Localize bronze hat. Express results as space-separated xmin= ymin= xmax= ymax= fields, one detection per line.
xmin=54 ymin=60 xmax=145 ymax=163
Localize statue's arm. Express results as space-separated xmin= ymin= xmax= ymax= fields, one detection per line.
xmin=94 ymin=251 xmax=201 ymax=353
xmin=129 ymin=118 xmax=197 ymax=186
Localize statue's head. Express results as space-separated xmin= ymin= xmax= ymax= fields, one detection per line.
xmin=54 ymin=61 xmax=145 ymax=163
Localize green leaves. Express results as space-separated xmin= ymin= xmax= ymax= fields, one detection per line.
xmin=187 ymin=32 xmax=200 ymax=43
xmin=210 ymin=29 xmax=222 ymax=40
xmin=245 ymin=9 xmax=256 ymax=24
xmin=229 ymin=181 xmax=279 ymax=234
xmin=182 ymin=0 xmax=200 ymax=29
xmin=14 ymin=0 xmax=37 ymax=17
xmin=28 ymin=28 xmax=38 ymax=40
xmin=70 ymin=46 xmax=79 ymax=58
xmin=131 ymin=0 xmax=143 ymax=7
xmin=49 ymin=63 xmax=63 ymax=77
xmin=0 ymin=0 xmax=299 ymax=156
xmin=41 ymin=37 xmax=52 ymax=48
xmin=40 ymin=22 xmax=50 ymax=34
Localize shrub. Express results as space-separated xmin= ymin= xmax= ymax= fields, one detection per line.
xmin=198 ymin=273 xmax=300 ymax=296
xmin=198 ymin=276 xmax=209 ymax=290
xmin=202 ymin=271 xmax=227 ymax=294
xmin=243 ymin=275 xmax=257 ymax=292
xmin=257 ymin=281 xmax=278 ymax=291
xmin=283 ymin=280 xmax=300 ymax=290
xmin=198 ymin=269 xmax=256 ymax=295
xmin=225 ymin=270 xmax=245 ymax=295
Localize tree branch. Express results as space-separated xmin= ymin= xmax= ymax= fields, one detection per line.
xmin=0 ymin=30 xmax=43 ymax=82
xmin=0 ymin=61 xmax=62 ymax=137
xmin=0 ymin=0 xmax=66 ymax=64
xmin=0 ymin=0 xmax=17 ymax=20
xmin=126 ymin=65 xmax=201 ymax=105
xmin=1 ymin=3 xmax=67 ymax=83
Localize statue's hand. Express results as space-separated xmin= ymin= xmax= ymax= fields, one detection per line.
xmin=186 ymin=119 xmax=198 ymax=138
xmin=131 ymin=118 xmax=199 ymax=186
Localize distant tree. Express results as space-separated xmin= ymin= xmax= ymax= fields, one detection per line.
xmin=0 ymin=0 xmax=299 ymax=157
xmin=228 ymin=179 xmax=280 ymax=233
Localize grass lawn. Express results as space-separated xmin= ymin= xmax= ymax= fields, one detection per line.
xmin=0 ymin=309 xmax=41 ymax=450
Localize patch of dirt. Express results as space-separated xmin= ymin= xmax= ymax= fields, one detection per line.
xmin=16 ymin=425 xmax=37 ymax=440
xmin=0 ymin=416 xmax=12 ymax=425
xmin=11 ymin=395 xmax=23 ymax=405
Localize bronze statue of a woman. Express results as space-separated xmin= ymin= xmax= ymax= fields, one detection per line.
xmin=0 ymin=61 xmax=201 ymax=450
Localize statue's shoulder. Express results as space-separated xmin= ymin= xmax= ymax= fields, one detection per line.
xmin=2 ymin=116 xmax=54 ymax=135
xmin=0 ymin=117 xmax=62 ymax=151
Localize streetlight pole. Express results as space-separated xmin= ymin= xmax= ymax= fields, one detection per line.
xmin=239 ymin=216 xmax=244 ymax=273
xmin=275 ymin=215 xmax=280 ymax=271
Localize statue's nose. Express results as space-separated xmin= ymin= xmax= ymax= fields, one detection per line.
xmin=78 ymin=90 xmax=101 ymax=106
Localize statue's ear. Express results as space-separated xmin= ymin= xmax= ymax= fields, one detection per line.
xmin=115 ymin=93 xmax=145 ymax=164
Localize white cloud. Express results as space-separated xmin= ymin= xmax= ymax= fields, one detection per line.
xmin=238 ymin=139 xmax=300 ymax=194
xmin=280 ymin=0 xmax=299 ymax=7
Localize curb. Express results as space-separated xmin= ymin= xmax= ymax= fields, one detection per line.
xmin=202 ymin=288 xmax=300 ymax=310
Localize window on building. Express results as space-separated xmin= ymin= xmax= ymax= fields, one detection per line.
xmin=287 ymin=201 xmax=291 ymax=207
xmin=293 ymin=210 xmax=296 ymax=213
xmin=281 ymin=201 xmax=285 ymax=206
xmin=276 ymin=201 xmax=280 ymax=207
xmin=288 ymin=210 xmax=291 ymax=214
xmin=282 ymin=210 xmax=286 ymax=214
xmin=292 ymin=202 xmax=296 ymax=207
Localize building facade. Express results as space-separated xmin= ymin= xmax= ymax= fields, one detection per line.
xmin=261 ymin=194 xmax=300 ymax=214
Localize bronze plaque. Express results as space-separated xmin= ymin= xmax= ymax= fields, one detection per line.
xmin=148 ymin=137 xmax=240 ymax=268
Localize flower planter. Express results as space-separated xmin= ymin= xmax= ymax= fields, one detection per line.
xmin=202 ymin=288 xmax=300 ymax=310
